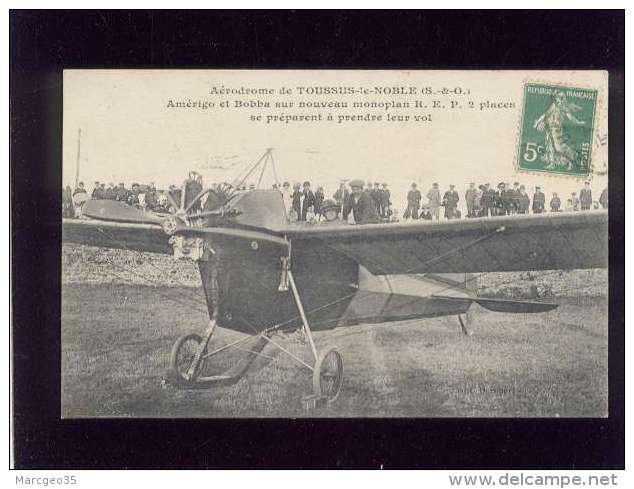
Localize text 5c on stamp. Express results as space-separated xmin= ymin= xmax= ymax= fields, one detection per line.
xmin=517 ymin=83 xmax=598 ymax=177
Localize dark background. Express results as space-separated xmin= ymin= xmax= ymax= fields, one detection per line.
xmin=10 ymin=10 xmax=625 ymax=469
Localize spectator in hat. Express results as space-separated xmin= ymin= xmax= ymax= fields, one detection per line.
xmin=144 ymin=182 xmax=157 ymax=210
xmin=72 ymin=182 xmax=88 ymax=216
xmin=333 ymin=181 xmax=350 ymax=214
xmin=465 ymin=182 xmax=478 ymax=218
xmin=496 ymin=182 xmax=507 ymax=215
xmin=62 ymin=186 xmax=75 ymax=218
xmin=290 ymin=183 xmax=301 ymax=218
xmin=73 ymin=181 xmax=86 ymax=197
xmin=380 ymin=183 xmax=391 ymax=218
xmin=481 ymin=183 xmax=495 ymax=217
xmin=427 ymin=183 xmax=441 ymax=220
xmin=599 ymin=186 xmax=608 ymax=209
xmin=532 ymin=186 xmax=545 ymax=214
xmin=292 ymin=181 xmax=315 ymax=221
xmin=91 ymin=181 xmax=102 ymax=199
xmin=443 ymin=184 xmax=460 ymax=220
xmin=314 ymin=186 xmax=325 ymax=216
xmin=472 ymin=185 xmax=484 ymax=217
xmin=404 ymin=182 xmax=421 ymax=220
xmin=571 ymin=192 xmax=580 ymax=211
xmin=550 ymin=192 xmax=561 ymax=212
xmin=502 ymin=182 xmax=515 ymax=215
xmin=518 ymin=185 xmax=530 ymax=214
xmin=372 ymin=182 xmax=382 ymax=214
xmin=113 ymin=183 xmax=125 ymax=203
xmin=343 ymin=179 xmax=380 ymax=224
xmin=167 ymin=184 xmax=181 ymax=210
xmin=280 ymin=181 xmax=293 ymax=214
xmin=579 ymin=181 xmax=592 ymax=210
xmin=319 ymin=199 xmax=341 ymax=222
xmin=104 ymin=182 xmax=117 ymax=200
xmin=127 ymin=183 xmax=141 ymax=206
xmin=510 ymin=182 xmax=521 ymax=214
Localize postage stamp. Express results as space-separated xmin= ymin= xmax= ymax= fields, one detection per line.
xmin=517 ymin=83 xmax=598 ymax=177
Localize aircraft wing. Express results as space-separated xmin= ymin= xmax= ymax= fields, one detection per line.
xmin=63 ymin=218 xmax=173 ymax=254
xmin=282 ymin=211 xmax=608 ymax=274
xmin=63 ymin=199 xmax=290 ymax=254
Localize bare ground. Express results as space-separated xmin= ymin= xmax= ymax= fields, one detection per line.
xmin=62 ymin=281 xmax=608 ymax=418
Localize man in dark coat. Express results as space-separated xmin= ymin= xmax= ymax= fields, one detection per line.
xmin=372 ymin=182 xmax=383 ymax=215
xmin=343 ymin=179 xmax=380 ymax=224
xmin=487 ymin=183 xmax=499 ymax=216
xmin=314 ymin=186 xmax=325 ymax=216
xmin=510 ymin=182 xmax=521 ymax=214
xmin=293 ymin=181 xmax=316 ymax=221
xmin=144 ymin=182 xmax=157 ymax=210
xmin=127 ymin=183 xmax=141 ymax=206
xmin=498 ymin=183 xmax=512 ymax=215
xmin=599 ymin=187 xmax=608 ymax=209
xmin=480 ymin=183 xmax=494 ymax=217
xmin=579 ymin=181 xmax=593 ymax=210
xmin=550 ymin=192 xmax=561 ymax=212
xmin=116 ymin=183 xmax=129 ymax=203
xmin=532 ymin=186 xmax=545 ymax=214
xmin=62 ymin=186 xmax=74 ymax=218
xmin=465 ymin=182 xmax=478 ymax=218
xmin=404 ymin=183 xmax=421 ymax=220
xmin=104 ymin=183 xmax=117 ymax=200
xmin=91 ymin=181 xmax=103 ymax=199
xmin=380 ymin=183 xmax=391 ymax=218
xmin=443 ymin=184 xmax=460 ymax=219
xmin=333 ymin=182 xmax=350 ymax=214
xmin=517 ymin=185 xmax=530 ymax=214
xmin=184 ymin=171 xmax=203 ymax=211
xmin=168 ymin=184 xmax=182 ymax=210
xmin=492 ymin=183 xmax=503 ymax=215
xmin=73 ymin=182 xmax=86 ymax=197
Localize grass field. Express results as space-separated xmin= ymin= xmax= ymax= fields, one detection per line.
xmin=62 ymin=281 xmax=608 ymax=418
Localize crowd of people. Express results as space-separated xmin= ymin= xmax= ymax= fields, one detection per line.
xmin=274 ymin=178 xmax=608 ymax=225
xmin=62 ymin=172 xmax=211 ymax=218
xmin=401 ymin=180 xmax=608 ymax=221
xmin=63 ymin=171 xmax=608 ymax=225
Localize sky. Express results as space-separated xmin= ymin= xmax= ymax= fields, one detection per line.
xmin=63 ymin=70 xmax=609 ymax=213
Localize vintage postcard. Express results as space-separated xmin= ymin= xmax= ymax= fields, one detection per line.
xmin=61 ymin=69 xmax=608 ymax=418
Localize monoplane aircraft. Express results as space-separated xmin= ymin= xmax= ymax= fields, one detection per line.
xmin=63 ymin=149 xmax=608 ymax=405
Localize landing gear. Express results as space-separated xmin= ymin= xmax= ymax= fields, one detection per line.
xmin=168 ymin=319 xmax=236 ymax=386
xmin=458 ymin=313 xmax=472 ymax=336
xmin=168 ymin=254 xmax=344 ymax=407
xmin=168 ymin=320 xmax=270 ymax=387
xmin=287 ymin=270 xmax=344 ymax=404
xmin=169 ymin=333 xmax=204 ymax=385
xmin=312 ymin=347 xmax=344 ymax=401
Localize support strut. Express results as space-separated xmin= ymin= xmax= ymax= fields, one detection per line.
xmin=287 ymin=270 xmax=319 ymax=361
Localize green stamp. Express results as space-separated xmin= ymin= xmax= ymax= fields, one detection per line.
xmin=517 ymin=83 xmax=598 ymax=176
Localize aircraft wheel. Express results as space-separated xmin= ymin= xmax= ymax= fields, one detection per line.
xmin=169 ymin=333 xmax=205 ymax=386
xmin=312 ymin=347 xmax=344 ymax=401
